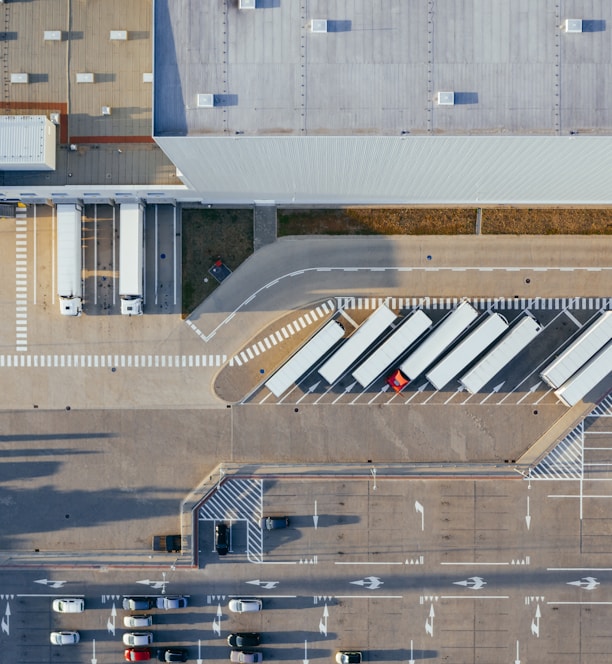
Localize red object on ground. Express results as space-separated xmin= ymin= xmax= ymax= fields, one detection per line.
xmin=386 ymin=369 xmax=409 ymax=393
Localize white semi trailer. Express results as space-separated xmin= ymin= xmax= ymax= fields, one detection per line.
xmin=459 ymin=315 xmax=541 ymax=394
xmin=266 ymin=318 xmax=345 ymax=398
xmin=425 ymin=313 xmax=509 ymax=390
xmin=318 ymin=304 xmax=397 ymax=384
xmin=352 ymin=310 xmax=433 ymax=388
xmin=119 ymin=203 xmax=144 ymax=315
xmin=554 ymin=342 xmax=612 ymax=407
xmin=540 ymin=311 xmax=612 ymax=389
xmin=56 ymin=204 xmax=83 ymax=316
xmin=386 ymin=301 xmax=479 ymax=392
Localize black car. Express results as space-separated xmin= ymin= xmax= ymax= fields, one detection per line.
xmin=158 ymin=648 xmax=188 ymax=662
xmin=227 ymin=633 xmax=261 ymax=648
xmin=215 ymin=523 xmax=229 ymax=555
xmin=260 ymin=516 xmax=289 ymax=530
xmin=123 ymin=597 xmax=156 ymax=611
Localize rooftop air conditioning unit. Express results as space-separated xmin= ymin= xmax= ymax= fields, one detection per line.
xmin=437 ymin=91 xmax=455 ymax=106
xmin=76 ymin=73 xmax=95 ymax=83
xmin=197 ymin=94 xmax=215 ymax=108
xmin=564 ymin=19 xmax=583 ymax=33
xmin=44 ymin=31 xmax=62 ymax=41
xmin=50 ymin=112 xmax=61 ymax=124
xmin=101 ymin=106 xmax=112 ymax=116
xmin=10 ymin=73 xmax=29 ymax=84
xmin=239 ymin=0 xmax=256 ymax=8
xmin=311 ymin=20 xmax=328 ymax=33
xmin=110 ymin=30 xmax=128 ymax=40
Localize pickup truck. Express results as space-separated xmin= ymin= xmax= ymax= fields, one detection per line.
xmin=152 ymin=535 xmax=182 ymax=553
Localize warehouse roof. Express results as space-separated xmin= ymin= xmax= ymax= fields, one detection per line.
xmin=154 ymin=0 xmax=612 ymax=138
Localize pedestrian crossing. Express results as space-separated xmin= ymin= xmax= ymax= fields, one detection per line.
xmin=228 ymin=299 xmax=336 ymax=368
xmin=0 ymin=353 xmax=227 ymax=368
xmin=15 ymin=207 xmax=28 ymax=352
xmin=337 ymin=296 xmax=612 ymax=312
xmin=199 ymin=478 xmax=264 ymax=563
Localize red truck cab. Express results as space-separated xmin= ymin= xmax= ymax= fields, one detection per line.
xmin=386 ymin=369 xmax=409 ymax=393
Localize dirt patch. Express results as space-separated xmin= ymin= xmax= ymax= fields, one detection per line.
xmin=481 ymin=208 xmax=612 ymax=234
xmin=181 ymin=207 xmax=254 ymax=315
xmin=278 ymin=208 xmax=476 ymax=235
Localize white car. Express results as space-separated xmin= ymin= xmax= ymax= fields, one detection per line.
xmin=123 ymin=615 xmax=153 ymax=628
xmin=52 ymin=598 xmax=85 ymax=613
xmin=229 ymin=599 xmax=262 ymax=613
xmin=123 ymin=632 xmax=154 ymax=646
xmin=230 ymin=651 xmax=263 ymax=663
xmin=156 ymin=596 xmax=188 ymax=610
xmin=50 ymin=631 xmax=80 ymax=645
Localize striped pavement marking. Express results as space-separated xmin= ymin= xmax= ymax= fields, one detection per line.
xmin=199 ymin=478 xmax=264 ymax=563
xmin=336 ymin=296 xmax=612 ymax=312
xmin=228 ymin=299 xmax=336 ymax=367
xmin=0 ymin=354 xmax=227 ymax=368
xmin=15 ymin=208 xmax=28 ymax=352
xmin=588 ymin=394 xmax=612 ymax=418
xmin=529 ymin=423 xmax=584 ymax=481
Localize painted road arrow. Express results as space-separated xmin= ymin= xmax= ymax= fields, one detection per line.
xmin=567 ymin=577 xmax=599 ymax=590
xmin=319 ymin=604 xmax=329 ymax=636
xmin=246 ymin=579 xmax=279 ymax=590
xmin=137 ymin=579 xmax=166 ymax=589
xmin=531 ymin=604 xmax=541 ymax=637
xmin=1 ymin=601 xmax=9 ymax=635
xmin=415 ymin=500 xmax=424 ymax=531
xmin=34 ymin=578 xmax=67 ymax=589
xmin=106 ymin=603 xmax=116 ymax=635
xmin=197 ymin=639 xmax=203 ymax=664
xmin=313 ymin=500 xmax=319 ymax=529
xmin=212 ymin=603 xmax=222 ymax=636
xmin=480 ymin=382 xmax=504 ymax=405
xmin=425 ymin=604 xmax=434 ymax=637
xmin=454 ymin=576 xmax=487 ymax=590
xmin=525 ymin=496 xmax=531 ymax=530
xmin=303 ymin=639 xmax=309 ymax=664
xmin=91 ymin=638 xmax=97 ymax=664
xmin=350 ymin=576 xmax=383 ymax=590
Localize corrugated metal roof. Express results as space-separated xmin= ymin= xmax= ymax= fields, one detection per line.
xmin=155 ymin=135 xmax=612 ymax=205
xmin=0 ymin=116 xmax=56 ymax=171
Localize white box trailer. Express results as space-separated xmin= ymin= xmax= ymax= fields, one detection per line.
xmin=119 ymin=203 xmax=144 ymax=315
xmin=554 ymin=342 xmax=612 ymax=407
xmin=540 ymin=311 xmax=612 ymax=389
xmin=425 ymin=313 xmax=509 ymax=390
xmin=318 ymin=304 xmax=396 ymax=384
xmin=352 ymin=310 xmax=432 ymax=388
xmin=388 ymin=301 xmax=479 ymax=390
xmin=56 ymin=204 xmax=83 ymax=316
xmin=266 ymin=319 xmax=345 ymax=398
xmin=459 ymin=315 xmax=541 ymax=394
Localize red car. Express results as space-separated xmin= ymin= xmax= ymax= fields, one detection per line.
xmin=125 ymin=649 xmax=152 ymax=661
xmin=386 ymin=369 xmax=409 ymax=393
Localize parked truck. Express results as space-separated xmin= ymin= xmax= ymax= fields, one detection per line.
xmin=119 ymin=203 xmax=144 ymax=315
xmin=266 ymin=319 xmax=345 ymax=398
xmin=554 ymin=342 xmax=612 ymax=407
xmin=318 ymin=304 xmax=397 ymax=384
xmin=352 ymin=309 xmax=433 ymax=388
xmin=56 ymin=204 xmax=83 ymax=316
xmin=540 ymin=311 xmax=612 ymax=389
xmin=386 ymin=301 xmax=479 ymax=392
xmin=459 ymin=315 xmax=541 ymax=394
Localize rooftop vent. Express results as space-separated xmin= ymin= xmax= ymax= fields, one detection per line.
xmin=110 ymin=30 xmax=128 ymax=41
xmin=197 ymin=94 xmax=215 ymax=108
xmin=101 ymin=106 xmax=112 ymax=116
xmin=239 ymin=0 xmax=256 ymax=8
xmin=76 ymin=73 xmax=95 ymax=83
xmin=142 ymin=73 xmax=153 ymax=83
xmin=44 ymin=30 xmax=62 ymax=41
xmin=437 ymin=91 xmax=455 ymax=106
xmin=10 ymin=73 xmax=29 ymax=84
xmin=50 ymin=112 xmax=60 ymax=124
xmin=311 ymin=20 xmax=328 ymax=33
xmin=563 ymin=19 xmax=583 ymax=33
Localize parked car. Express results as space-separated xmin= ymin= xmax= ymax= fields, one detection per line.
xmin=215 ymin=522 xmax=229 ymax=555
xmin=229 ymin=598 xmax=262 ymax=613
xmin=52 ymin=598 xmax=84 ymax=613
xmin=336 ymin=653 xmax=362 ymax=664
xmin=125 ymin=648 xmax=152 ymax=661
xmin=227 ymin=633 xmax=261 ymax=648
xmin=123 ymin=633 xmax=154 ymax=647
xmin=124 ymin=615 xmax=153 ymax=628
xmin=123 ymin=597 xmax=156 ymax=611
xmin=230 ymin=651 xmax=263 ymax=663
xmin=156 ymin=596 xmax=188 ymax=610
xmin=157 ymin=648 xmax=189 ymax=662
xmin=50 ymin=631 xmax=80 ymax=645
xmin=260 ymin=516 xmax=289 ymax=530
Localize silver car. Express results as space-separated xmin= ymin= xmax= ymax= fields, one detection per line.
xmin=50 ymin=631 xmax=80 ymax=645
xmin=52 ymin=598 xmax=84 ymax=613
xmin=230 ymin=651 xmax=263 ymax=663
xmin=124 ymin=615 xmax=153 ymax=628
xmin=228 ymin=599 xmax=262 ymax=613
xmin=123 ymin=632 xmax=154 ymax=646
xmin=156 ymin=596 xmax=188 ymax=610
